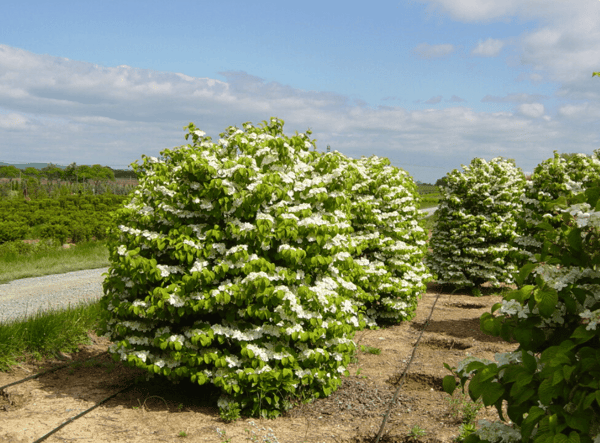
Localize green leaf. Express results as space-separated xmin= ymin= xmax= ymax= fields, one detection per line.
xmin=564 ymin=414 xmax=588 ymax=433
xmin=567 ymin=228 xmax=583 ymax=252
xmin=480 ymin=312 xmax=501 ymax=336
xmin=513 ymin=387 xmax=535 ymax=406
xmin=443 ymin=375 xmax=457 ymax=395
xmin=464 ymin=361 xmax=488 ymax=374
xmin=522 ymin=350 xmax=538 ymax=374
xmin=481 ymin=382 xmax=504 ymax=406
xmin=562 ymin=365 xmax=575 ymax=381
xmin=582 ymin=392 xmax=596 ymax=410
xmin=539 ymin=377 xmax=561 ymax=405
xmin=507 ymin=285 xmax=535 ymax=303
xmin=554 ymin=433 xmax=569 ymax=443
xmin=515 ymin=371 xmax=534 ymax=388
xmin=571 ymin=325 xmax=595 ymax=343
xmin=516 ymin=264 xmax=537 ymax=287
xmin=534 ymin=287 xmax=558 ymax=317
xmin=521 ymin=406 xmax=546 ymax=441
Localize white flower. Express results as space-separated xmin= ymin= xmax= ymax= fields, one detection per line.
xmin=190 ymin=259 xmax=209 ymax=273
xmin=134 ymin=350 xmax=150 ymax=363
xmin=475 ymin=420 xmax=521 ymax=443
xmin=580 ymin=309 xmax=600 ymax=330
xmin=167 ymin=293 xmax=185 ymax=308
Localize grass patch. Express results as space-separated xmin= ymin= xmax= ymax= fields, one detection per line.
xmin=421 ymin=211 xmax=438 ymax=232
xmin=0 ymin=299 xmax=103 ymax=371
xmin=419 ymin=200 xmax=439 ymax=209
xmin=360 ymin=345 xmax=381 ymax=355
xmin=0 ymin=240 xmax=109 ymax=284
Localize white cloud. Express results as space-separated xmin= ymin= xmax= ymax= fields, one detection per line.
xmin=481 ymin=93 xmax=548 ymax=104
xmin=470 ymin=38 xmax=504 ymax=57
xmin=518 ymin=103 xmax=545 ymax=118
xmin=0 ymin=112 xmax=29 ymax=129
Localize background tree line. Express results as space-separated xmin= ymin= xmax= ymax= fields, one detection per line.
xmin=0 ymin=163 xmax=139 ymax=184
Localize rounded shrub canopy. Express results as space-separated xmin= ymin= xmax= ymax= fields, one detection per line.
xmin=426 ymin=157 xmax=525 ymax=289
xmin=337 ymin=155 xmax=431 ymax=324
xmin=516 ymin=150 xmax=600 ymax=266
xmin=97 ymin=118 xmax=430 ymax=418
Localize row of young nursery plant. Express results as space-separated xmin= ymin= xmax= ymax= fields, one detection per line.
xmin=0 ymin=194 xmax=128 ymax=244
xmin=0 ymin=177 xmax=137 ymax=200
xmin=428 ymin=153 xmax=600 ymax=442
xmin=96 ymin=118 xmax=433 ymax=420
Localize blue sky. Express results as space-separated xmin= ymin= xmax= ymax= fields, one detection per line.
xmin=1 ymin=0 xmax=599 ymax=183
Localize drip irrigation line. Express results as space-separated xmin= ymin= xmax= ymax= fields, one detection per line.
xmin=374 ymin=289 xmax=444 ymax=443
xmin=31 ymin=381 xmax=134 ymax=443
xmin=1 ymin=350 xmax=133 ymax=443
xmin=0 ymin=352 xmax=109 ymax=391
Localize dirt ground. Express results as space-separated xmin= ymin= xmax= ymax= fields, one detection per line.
xmin=0 ymin=284 xmax=518 ymax=443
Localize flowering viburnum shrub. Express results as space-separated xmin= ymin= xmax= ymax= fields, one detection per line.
xmin=426 ymin=157 xmax=525 ymax=289
xmin=338 ymin=155 xmax=432 ymax=324
xmin=443 ymin=180 xmax=600 ymax=442
xmin=515 ymin=150 xmax=600 ymax=268
xmin=96 ymin=118 xmax=429 ymax=418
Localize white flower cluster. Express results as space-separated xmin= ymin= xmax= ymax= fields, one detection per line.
xmin=497 ymin=299 xmax=530 ymax=318
xmin=475 ymin=420 xmax=521 ymax=443
xmin=156 ymin=264 xmax=184 ymax=278
xmin=568 ymin=203 xmax=600 ymax=228
xmin=580 ymin=309 xmax=600 ymax=330
xmin=534 ymin=264 xmax=600 ymax=292
xmin=210 ymin=323 xmax=282 ymax=341
xmin=167 ymin=293 xmax=185 ymax=307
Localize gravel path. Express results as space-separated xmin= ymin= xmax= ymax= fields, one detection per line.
xmin=420 ymin=206 xmax=438 ymax=216
xmin=0 ymin=268 xmax=108 ymax=324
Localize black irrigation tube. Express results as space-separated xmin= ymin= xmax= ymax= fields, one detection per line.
xmin=0 ymin=352 xmax=108 ymax=391
xmin=374 ymin=289 xmax=444 ymax=443
xmin=31 ymin=381 xmax=134 ymax=443
xmin=1 ymin=351 xmax=136 ymax=443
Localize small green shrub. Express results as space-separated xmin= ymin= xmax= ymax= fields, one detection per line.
xmin=408 ymin=425 xmax=427 ymax=439
xmin=360 ymin=345 xmax=381 ymax=355
xmin=0 ymin=221 xmax=29 ymax=243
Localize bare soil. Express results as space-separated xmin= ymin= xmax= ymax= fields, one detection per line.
xmin=0 ymin=284 xmax=517 ymax=443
